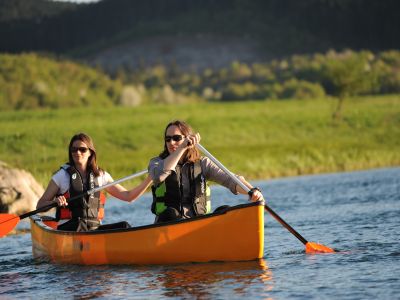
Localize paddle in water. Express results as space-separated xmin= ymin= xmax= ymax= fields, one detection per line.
xmin=196 ymin=144 xmax=335 ymax=254
xmin=0 ymin=169 xmax=148 ymax=238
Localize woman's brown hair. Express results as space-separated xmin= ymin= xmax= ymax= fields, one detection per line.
xmin=68 ymin=133 xmax=101 ymax=176
xmin=159 ymin=120 xmax=200 ymax=163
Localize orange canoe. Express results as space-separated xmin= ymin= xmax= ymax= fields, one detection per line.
xmin=30 ymin=201 xmax=265 ymax=265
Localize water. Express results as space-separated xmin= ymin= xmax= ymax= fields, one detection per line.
xmin=1 ymin=167 xmax=399 ymax=299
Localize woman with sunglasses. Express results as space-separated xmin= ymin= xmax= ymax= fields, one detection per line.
xmin=148 ymin=120 xmax=264 ymax=223
xmin=36 ymin=133 xmax=152 ymax=231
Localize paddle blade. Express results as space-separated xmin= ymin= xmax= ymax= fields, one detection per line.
xmin=305 ymin=242 xmax=335 ymax=254
xmin=0 ymin=214 xmax=20 ymax=238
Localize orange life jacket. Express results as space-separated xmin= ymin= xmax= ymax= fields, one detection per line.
xmin=56 ymin=191 xmax=107 ymax=220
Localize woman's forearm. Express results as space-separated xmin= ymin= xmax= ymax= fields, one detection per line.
xmin=36 ymin=180 xmax=59 ymax=209
xmin=126 ymin=176 xmax=153 ymax=202
xmin=162 ymin=147 xmax=186 ymax=171
xmin=108 ymin=176 xmax=153 ymax=202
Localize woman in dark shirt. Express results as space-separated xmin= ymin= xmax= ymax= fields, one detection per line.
xmin=148 ymin=120 xmax=264 ymax=223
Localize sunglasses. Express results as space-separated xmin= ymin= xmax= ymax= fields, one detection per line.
xmin=165 ymin=135 xmax=185 ymax=143
xmin=71 ymin=147 xmax=89 ymax=153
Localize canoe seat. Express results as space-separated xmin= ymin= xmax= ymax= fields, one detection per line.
xmin=40 ymin=215 xmax=59 ymax=229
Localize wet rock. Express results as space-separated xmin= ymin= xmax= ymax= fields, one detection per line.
xmin=0 ymin=161 xmax=43 ymax=215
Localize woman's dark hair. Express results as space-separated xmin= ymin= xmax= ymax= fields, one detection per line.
xmin=159 ymin=120 xmax=200 ymax=163
xmin=68 ymin=133 xmax=101 ymax=176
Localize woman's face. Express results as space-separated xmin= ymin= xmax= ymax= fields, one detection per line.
xmin=70 ymin=140 xmax=91 ymax=167
xmin=165 ymin=125 xmax=186 ymax=154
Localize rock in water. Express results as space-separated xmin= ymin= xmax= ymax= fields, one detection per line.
xmin=0 ymin=161 xmax=44 ymax=215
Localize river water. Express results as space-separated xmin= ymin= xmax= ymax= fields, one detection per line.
xmin=0 ymin=167 xmax=399 ymax=299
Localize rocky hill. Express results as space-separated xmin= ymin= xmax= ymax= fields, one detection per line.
xmin=1 ymin=0 xmax=399 ymax=72
xmin=88 ymin=34 xmax=269 ymax=73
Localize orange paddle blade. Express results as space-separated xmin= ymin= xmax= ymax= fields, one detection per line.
xmin=0 ymin=214 xmax=20 ymax=238
xmin=305 ymin=242 xmax=335 ymax=254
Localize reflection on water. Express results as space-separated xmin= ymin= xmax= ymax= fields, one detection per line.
xmin=62 ymin=267 xmax=115 ymax=299
xmin=0 ymin=259 xmax=273 ymax=299
xmin=150 ymin=259 xmax=273 ymax=299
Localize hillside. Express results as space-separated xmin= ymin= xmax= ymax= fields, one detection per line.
xmin=2 ymin=49 xmax=400 ymax=110
xmin=0 ymin=0 xmax=399 ymax=72
xmin=0 ymin=53 xmax=122 ymax=110
xmin=88 ymin=34 xmax=269 ymax=73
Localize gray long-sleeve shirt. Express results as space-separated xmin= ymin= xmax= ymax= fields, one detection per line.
xmin=148 ymin=156 xmax=239 ymax=218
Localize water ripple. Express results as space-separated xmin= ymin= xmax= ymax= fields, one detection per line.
xmin=0 ymin=167 xmax=399 ymax=299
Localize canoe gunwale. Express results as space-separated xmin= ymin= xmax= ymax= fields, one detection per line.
xmin=31 ymin=200 xmax=265 ymax=236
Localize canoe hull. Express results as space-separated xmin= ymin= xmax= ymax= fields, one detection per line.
xmin=30 ymin=202 xmax=264 ymax=265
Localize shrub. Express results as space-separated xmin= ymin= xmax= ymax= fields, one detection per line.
xmin=279 ymin=79 xmax=326 ymax=99
xmin=221 ymin=82 xmax=260 ymax=101
xmin=119 ymin=85 xmax=143 ymax=106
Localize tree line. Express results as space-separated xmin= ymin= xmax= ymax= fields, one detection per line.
xmin=125 ymin=49 xmax=399 ymax=102
xmin=1 ymin=50 xmax=399 ymax=111
xmin=0 ymin=0 xmax=399 ymax=57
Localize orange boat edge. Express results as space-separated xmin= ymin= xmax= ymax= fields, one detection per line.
xmin=30 ymin=201 xmax=265 ymax=265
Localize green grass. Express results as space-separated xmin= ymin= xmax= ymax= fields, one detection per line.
xmin=1 ymin=95 xmax=399 ymax=187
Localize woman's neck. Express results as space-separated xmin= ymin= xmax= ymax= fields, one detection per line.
xmin=74 ymin=163 xmax=87 ymax=177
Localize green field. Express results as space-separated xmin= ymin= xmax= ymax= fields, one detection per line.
xmin=1 ymin=95 xmax=399 ymax=187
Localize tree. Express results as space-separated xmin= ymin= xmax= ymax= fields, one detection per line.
xmin=321 ymin=50 xmax=378 ymax=120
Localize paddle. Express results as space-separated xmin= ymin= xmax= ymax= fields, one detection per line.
xmin=196 ymin=144 xmax=335 ymax=254
xmin=0 ymin=169 xmax=148 ymax=238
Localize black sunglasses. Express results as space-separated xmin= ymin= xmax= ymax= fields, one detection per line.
xmin=165 ymin=135 xmax=185 ymax=143
xmin=71 ymin=147 xmax=89 ymax=153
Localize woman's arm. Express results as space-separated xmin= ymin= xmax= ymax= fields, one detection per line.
xmin=162 ymin=144 xmax=188 ymax=171
xmin=36 ymin=180 xmax=60 ymax=209
xmin=106 ymin=175 xmax=153 ymax=202
xmin=235 ymin=176 xmax=264 ymax=202
xmin=148 ymin=157 xmax=169 ymax=185
xmin=161 ymin=133 xmax=199 ymax=171
xmin=202 ymin=157 xmax=264 ymax=202
xmin=149 ymin=133 xmax=201 ymax=184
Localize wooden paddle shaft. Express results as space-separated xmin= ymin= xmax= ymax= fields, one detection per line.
xmin=197 ymin=143 xmax=309 ymax=246
xmin=196 ymin=144 xmax=249 ymax=192
xmin=263 ymin=204 xmax=308 ymax=245
xmin=92 ymin=169 xmax=148 ymax=193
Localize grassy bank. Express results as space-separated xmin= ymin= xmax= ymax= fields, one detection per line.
xmin=0 ymin=95 xmax=399 ymax=187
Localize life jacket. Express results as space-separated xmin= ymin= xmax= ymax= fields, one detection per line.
xmin=55 ymin=165 xmax=106 ymax=223
xmin=151 ymin=160 xmax=211 ymax=216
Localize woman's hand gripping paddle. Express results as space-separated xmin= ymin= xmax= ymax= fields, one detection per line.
xmin=196 ymin=144 xmax=335 ymax=254
xmin=0 ymin=170 xmax=148 ymax=238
